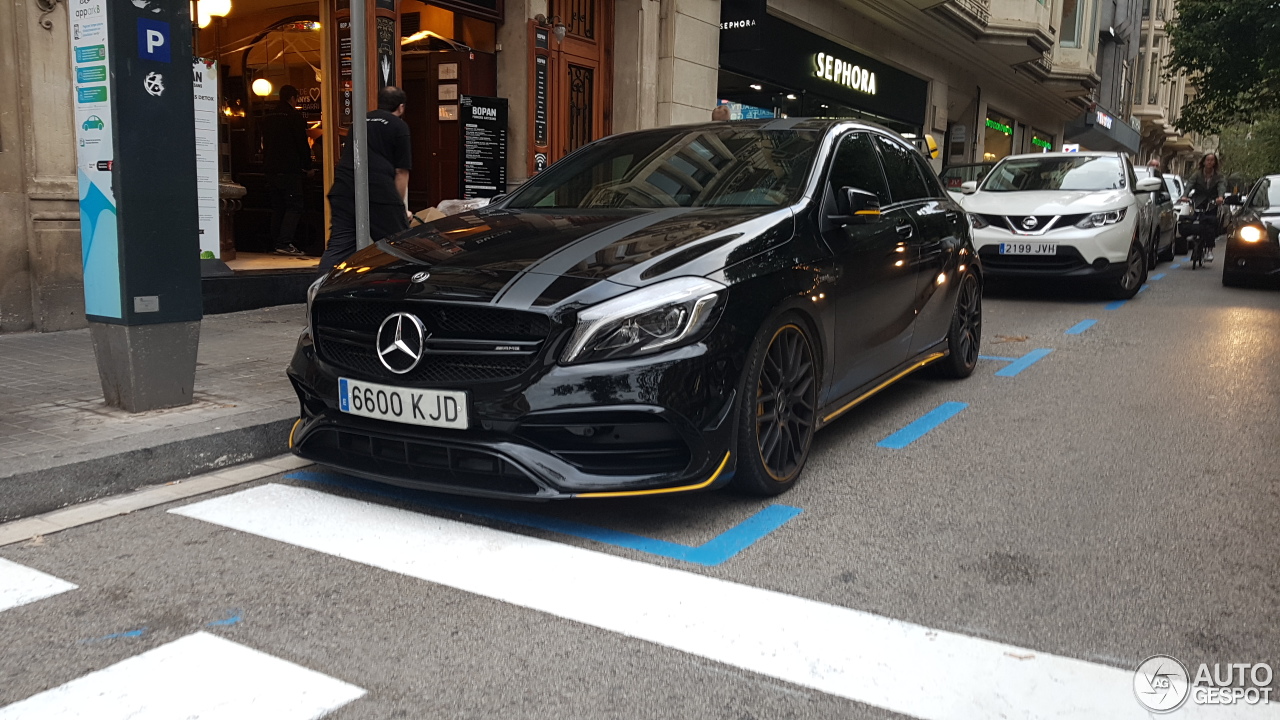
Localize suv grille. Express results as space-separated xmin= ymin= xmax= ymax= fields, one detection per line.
xmin=313 ymin=300 xmax=553 ymax=385
xmin=979 ymin=214 xmax=1091 ymax=233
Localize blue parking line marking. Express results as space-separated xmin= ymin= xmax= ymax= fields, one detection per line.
xmin=285 ymin=470 xmax=801 ymax=567
xmin=1065 ymin=319 xmax=1097 ymax=335
xmin=978 ymin=354 xmax=1018 ymax=362
xmin=994 ymin=348 xmax=1053 ymax=377
xmin=1151 ymin=273 xmax=1165 ymax=281
xmin=1138 ymin=284 xmax=1150 ymax=293
xmin=877 ymin=402 xmax=967 ymax=449
xmin=1171 ymin=263 xmax=1181 ymax=269
xmin=1104 ymin=299 xmax=1128 ymax=310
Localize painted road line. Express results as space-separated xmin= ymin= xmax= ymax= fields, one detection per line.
xmin=0 ymin=558 xmax=76 ymax=613
xmin=977 ymin=354 xmax=1018 ymax=362
xmin=0 ymin=631 xmax=365 ymax=719
xmin=1138 ymin=283 xmax=1151 ymax=293
xmin=168 ymin=483 xmax=1258 ymax=720
xmin=877 ymin=402 xmax=967 ymax=449
xmin=1151 ymin=273 xmax=1166 ymax=280
xmin=287 ymin=470 xmax=801 ymax=567
xmin=1104 ymin=299 xmax=1128 ymax=310
xmin=1065 ymin=319 xmax=1097 ymax=335
xmin=994 ymin=348 xmax=1054 ymax=377
xmin=1171 ymin=263 xmax=1182 ymax=269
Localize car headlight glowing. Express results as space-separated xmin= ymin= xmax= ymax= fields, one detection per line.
xmin=1240 ymin=225 xmax=1264 ymax=243
xmin=1075 ymin=208 xmax=1128 ymax=229
xmin=560 ymin=277 xmax=726 ymax=364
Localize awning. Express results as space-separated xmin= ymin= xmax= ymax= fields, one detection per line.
xmin=1064 ymin=107 xmax=1141 ymax=155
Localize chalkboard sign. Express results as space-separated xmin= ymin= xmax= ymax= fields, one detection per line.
xmin=337 ymin=17 xmax=353 ymax=127
xmin=459 ymin=95 xmax=508 ymax=199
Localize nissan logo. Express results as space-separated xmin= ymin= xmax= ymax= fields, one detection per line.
xmin=1021 ymin=216 xmax=1040 ymax=230
xmin=411 ymin=271 xmax=431 ymax=283
xmin=376 ymin=312 xmax=429 ymax=374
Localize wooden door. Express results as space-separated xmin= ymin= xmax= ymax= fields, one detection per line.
xmin=547 ymin=0 xmax=612 ymax=162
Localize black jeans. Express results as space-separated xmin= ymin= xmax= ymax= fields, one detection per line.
xmin=267 ymin=173 xmax=305 ymax=251
xmin=319 ymin=197 xmax=409 ymax=274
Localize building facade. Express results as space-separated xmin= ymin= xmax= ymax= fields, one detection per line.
xmin=1131 ymin=0 xmax=1211 ymax=176
xmin=2 ymin=0 xmax=1137 ymax=333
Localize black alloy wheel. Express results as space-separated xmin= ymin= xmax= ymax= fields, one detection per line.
xmin=732 ymin=319 xmax=817 ymax=495
xmin=937 ymin=272 xmax=982 ymax=379
xmin=1108 ymin=242 xmax=1147 ymax=299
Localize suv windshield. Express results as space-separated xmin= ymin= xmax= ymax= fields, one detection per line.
xmin=505 ymin=128 xmax=821 ymax=209
xmin=981 ymin=156 xmax=1125 ymax=193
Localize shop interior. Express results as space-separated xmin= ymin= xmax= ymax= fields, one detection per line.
xmin=194 ymin=0 xmax=497 ymax=277
xmin=716 ymin=68 xmax=922 ymax=137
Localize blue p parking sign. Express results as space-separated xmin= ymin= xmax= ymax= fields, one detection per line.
xmin=136 ymin=18 xmax=170 ymax=63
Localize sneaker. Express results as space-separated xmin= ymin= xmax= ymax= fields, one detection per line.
xmin=274 ymin=244 xmax=305 ymax=257
xmin=1206 ymin=250 xmax=1214 ymax=262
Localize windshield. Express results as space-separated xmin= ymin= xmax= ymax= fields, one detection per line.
xmin=981 ymin=156 xmax=1125 ymax=192
xmin=505 ymin=128 xmax=821 ymax=209
xmin=1250 ymin=178 xmax=1280 ymax=209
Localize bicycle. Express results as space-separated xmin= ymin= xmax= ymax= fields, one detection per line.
xmin=1185 ymin=210 xmax=1213 ymax=269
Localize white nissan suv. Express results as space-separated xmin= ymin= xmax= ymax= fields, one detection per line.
xmin=960 ymin=152 xmax=1164 ymax=299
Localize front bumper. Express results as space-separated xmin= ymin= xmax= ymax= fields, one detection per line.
xmin=1224 ymin=238 xmax=1280 ymax=278
xmin=287 ymin=329 xmax=741 ymax=500
xmin=973 ymin=220 xmax=1135 ymax=280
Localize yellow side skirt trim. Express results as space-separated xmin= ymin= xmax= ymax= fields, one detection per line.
xmin=820 ymin=352 xmax=946 ymax=425
xmin=288 ymin=418 xmax=303 ymax=449
xmin=573 ymin=451 xmax=732 ymax=499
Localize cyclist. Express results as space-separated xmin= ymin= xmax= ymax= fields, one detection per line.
xmin=1181 ymin=152 xmax=1225 ymax=262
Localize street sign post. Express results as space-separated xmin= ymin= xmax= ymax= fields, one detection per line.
xmin=69 ymin=0 xmax=202 ymax=411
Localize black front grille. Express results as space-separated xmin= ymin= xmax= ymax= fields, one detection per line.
xmin=313 ymin=300 xmax=552 ymax=385
xmin=300 ymin=426 xmax=545 ymax=496
xmin=982 ymin=214 xmax=1089 ymax=233
xmin=515 ymin=411 xmax=690 ymax=476
xmin=979 ymin=245 xmax=1090 ymax=272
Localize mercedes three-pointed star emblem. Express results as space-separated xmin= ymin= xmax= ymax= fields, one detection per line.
xmin=376 ymin=312 xmax=429 ymax=374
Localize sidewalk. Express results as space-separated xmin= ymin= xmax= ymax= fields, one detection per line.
xmin=0 ymin=304 xmax=306 ymax=521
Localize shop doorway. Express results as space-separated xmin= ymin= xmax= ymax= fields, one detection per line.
xmin=548 ymin=0 xmax=612 ymax=161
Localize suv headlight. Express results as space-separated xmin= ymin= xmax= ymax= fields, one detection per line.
xmin=1075 ymin=208 xmax=1128 ymax=228
xmin=560 ymin=277 xmax=726 ymax=364
xmin=968 ymin=213 xmax=989 ymax=229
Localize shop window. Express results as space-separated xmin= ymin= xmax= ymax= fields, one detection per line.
xmin=983 ymin=113 xmax=1014 ymax=162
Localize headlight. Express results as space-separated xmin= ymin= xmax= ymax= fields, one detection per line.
xmin=1239 ymin=225 xmax=1265 ymax=243
xmin=560 ymin=277 xmax=725 ymax=364
xmin=1075 ymin=208 xmax=1128 ymax=229
xmin=968 ymin=213 xmax=989 ymax=229
xmin=306 ymin=276 xmax=324 ymax=312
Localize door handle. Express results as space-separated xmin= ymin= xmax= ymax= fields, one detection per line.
xmin=896 ymin=223 xmax=914 ymax=239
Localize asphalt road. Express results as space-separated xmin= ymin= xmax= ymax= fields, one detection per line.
xmin=2 ymin=259 xmax=1278 ymax=719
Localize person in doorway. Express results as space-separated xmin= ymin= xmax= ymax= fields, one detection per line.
xmin=319 ymin=86 xmax=412 ymax=274
xmin=1181 ymin=152 xmax=1226 ymax=262
xmin=711 ymin=104 xmax=730 ymax=121
xmin=261 ymin=85 xmax=312 ymax=256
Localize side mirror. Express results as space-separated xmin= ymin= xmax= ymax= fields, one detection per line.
xmin=1224 ymin=193 xmax=1245 ymax=207
xmin=829 ymin=186 xmax=882 ymax=225
xmin=960 ymin=181 xmax=978 ymax=194
xmin=1135 ymin=177 xmax=1164 ymax=193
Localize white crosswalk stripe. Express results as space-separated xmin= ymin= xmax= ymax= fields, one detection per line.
xmin=0 ymin=631 xmax=365 ymax=719
xmin=172 ymin=483 xmax=1278 ymax=720
xmin=0 ymin=557 xmax=76 ymax=613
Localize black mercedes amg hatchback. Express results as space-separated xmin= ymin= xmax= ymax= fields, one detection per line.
xmin=288 ymin=119 xmax=982 ymax=499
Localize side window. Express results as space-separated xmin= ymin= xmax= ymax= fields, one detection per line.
xmin=910 ymin=152 xmax=947 ymax=199
xmin=828 ymin=133 xmax=891 ymax=208
xmin=1250 ymin=180 xmax=1270 ymax=209
xmin=873 ymin=135 xmax=931 ymax=204
xmin=1125 ymin=159 xmax=1138 ymax=190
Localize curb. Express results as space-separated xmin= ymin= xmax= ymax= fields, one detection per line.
xmin=0 ymin=415 xmax=296 ymax=522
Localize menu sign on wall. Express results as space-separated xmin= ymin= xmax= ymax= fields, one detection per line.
xmin=69 ymin=0 xmax=121 ymax=318
xmin=533 ymin=56 xmax=549 ymax=147
xmin=376 ymin=16 xmax=396 ymax=88
xmin=192 ymin=59 xmax=220 ymax=257
xmin=459 ymin=95 xmax=507 ymax=199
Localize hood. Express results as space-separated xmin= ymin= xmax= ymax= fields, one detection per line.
xmin=963 ymin=189 xmax=1132 ymax=215
xmin=320 ymin=205 xmax=794 ymax=310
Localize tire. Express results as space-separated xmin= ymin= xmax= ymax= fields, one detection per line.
xmin=935 ymin=272 xmax=982 ymax=379
xmin=730 ymin=316 xmax=818 ymax=496
xmin=1222 ymin=269 xmax=1246 ymax=288
xmin=1106 ymin=242 xmax=1147 ymax=300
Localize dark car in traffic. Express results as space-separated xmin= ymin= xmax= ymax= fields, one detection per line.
xmin=1222 ymin=175 xmax=1280 ymax=287
xmin=287 ymin=120 xmax=982 ymax=499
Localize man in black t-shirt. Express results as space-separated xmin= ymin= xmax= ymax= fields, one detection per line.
xmin=261 ymin=85 xmax=312 ymax=256
xmin=319 ymin=86 xmax=412 ymax=273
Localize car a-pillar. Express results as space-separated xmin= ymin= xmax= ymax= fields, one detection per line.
xmin=70 ymin=0 xmax=202 ymax=411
